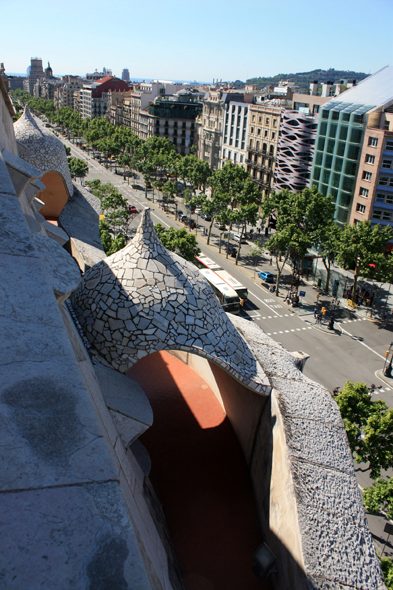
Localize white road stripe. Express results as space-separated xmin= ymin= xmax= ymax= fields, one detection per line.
xmin=248 ymin=290 xmax=282 ymax=316
xmin=151 ymin=213 xmax=170 ymax=227
xmin=339 ymin=325 xmax=386 ymax=361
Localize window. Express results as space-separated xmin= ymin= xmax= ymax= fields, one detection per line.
xmin=368 ymin=137 xmax=378 ymax=147
xmin=365 ymin=154 xmax=375 ymax=164
xmin=272 ymin=132 xmax=276 ymax=140
xmin=356 ymin=203 xmax=366 ymax=214
xmin=256 ymin=141 xmax=260 ymax=150
xmin=362 ymin=171 xmax=372 ymax=181
xmin=359 ymin=187 xmax=369 ymax=197
xmin=259 ymin=116 xmax=262 ymax=123
xmin=372 ymin=209 xmax=382 ymax=219
xmin=249 ymin=139 xmax=253 ymax=148
xmin=379 ymin=176 xmax=393 ymax=187
xmin=386 ymin=140 xmax=393 ymax=150
xmin=251 ymin=126 xmax=254 ymax=133
xmin=252 ymin=115 xmax=255 ymax=122
xmin=273 ymin=118 xmax=277 ymax=127
xmin=383 ymin=211 xmax=392 ymax=221
xmin=240 ymin=155 xmax=243 ymax=163
xmin=234 ymin=153 xmax=237 ymax=163
xmin=376 ymin=193 xmax=393 ymax=204
xmin=223 ymin=149 xmax=226 ymax=158
xmin=257 ymin=128 xmax=261 ymax=135
xmin=382 ymin=159 xmax=393 ymax=169
xmin=266 ymin=118 xmax=270 ymax=125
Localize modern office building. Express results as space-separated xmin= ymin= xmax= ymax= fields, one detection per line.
xmin=122 ymin=68 xmax=130 ymax=82
xmin=23 ymin=57 xmax=45 ymax=95
xmin=310 ymin=66 xmax=393 ymax=225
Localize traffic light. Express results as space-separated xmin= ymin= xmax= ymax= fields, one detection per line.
xmin=321 ymin=307 xmax=326 ymax=315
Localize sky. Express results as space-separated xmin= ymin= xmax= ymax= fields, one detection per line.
xmin=1 ymin=0 xmax=392 ymax=82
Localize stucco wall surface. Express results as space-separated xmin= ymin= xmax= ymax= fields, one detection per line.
xmin=230 ymin=314 xmax=385 ymax=590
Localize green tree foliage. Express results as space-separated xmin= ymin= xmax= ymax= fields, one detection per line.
xmin=99 ymin=220 xmax=126 ymax=255
xmin=155 ymin=224 xmax=201 ymax=261
xmin=380 ymin=557 xmax=393 ymax=590
xmin=245 ymin=68 xmax=369 ymax=93
xmin=67 ymin=157 xmax=88 ymax=178
xmin=363 ymin=477 xmax=393 ymax=520
xmin=335 ymin=381 xmax=393 ymax=479
xmin=336 ymin=221 xmax=393 ymax=302
xmin=10 ymin=89 xmax=55 ymax=119
xmin=262 ymin=186 xmax=333 ymax=293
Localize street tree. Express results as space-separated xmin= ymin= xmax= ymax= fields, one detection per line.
xmin=265 ymin=225 xmax=309 ymax=295
xmin=68 ymin=157 xmax=88 ymax=181
xmin=155 ymin=224 xmax=201 ymax=262
xmin=336 ymin=221 xmax=393 ymax=303
xmin=317 ymin=222 xmax=342 ymax=293
xmin=263 ymin=186 xmax=335 ymax=293
xmin=335 ymin=381 xmax=393 ymax=479
xmin=363 ymin=476 xmax=393 ymax=520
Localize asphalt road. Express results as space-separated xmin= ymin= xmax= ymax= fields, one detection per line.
xmin=63 ymin=134 xmax=393 ymax=556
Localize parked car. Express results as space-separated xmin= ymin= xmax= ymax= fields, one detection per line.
xmin=201 ymin=213 xmax=212 ymax=221
xmin=258 ymin=271 xmax=275 ymax=283
xmin=232 ymin=233 xmax=248 ymax=244
xmin=195 ymin=209 xmax=202 ymax=215
xmin=128 ymin=205 xmax=138 ymax=214
xmin=180 ymin=215 xmax=188 ymax=223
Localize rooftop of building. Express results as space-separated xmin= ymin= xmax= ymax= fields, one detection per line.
xmin=323 ymin=66 xmax=393 ymax=111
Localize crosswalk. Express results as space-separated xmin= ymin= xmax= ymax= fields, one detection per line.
xmin=266 ymin=327 xmax=313 ymax=336
xmin=246 ymin=312 xmax=296 ymax=321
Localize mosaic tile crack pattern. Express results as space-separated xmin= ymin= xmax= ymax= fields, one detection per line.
xmin=72 ymin=209 xmax=269 ymax=394
xmin=14 ymin=106 xmax=73 ymax=196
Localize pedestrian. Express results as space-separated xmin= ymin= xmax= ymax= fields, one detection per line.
xmin=265 ymin=227 xmax=269 ymax=237
xmin=314 ymin=307 xmax=318 ymax=318
xmin=269 ymin=257 xmax=272 ymax=266
xmin=257 ymin=227 xmax=261 ymax=235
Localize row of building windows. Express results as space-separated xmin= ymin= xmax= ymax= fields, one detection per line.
xmin=362 ymin=172 xmax=393 ymax=184
xmin=250 ymin=127 xmax=276 ymax=139
xmin=373 ymin=209 xmax=393 ymax=221
xmin=251 ymin=114 xmax=278 ymax=127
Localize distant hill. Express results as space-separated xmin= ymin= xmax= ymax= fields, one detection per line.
xmin=232 ymin=69 xmax=370 ymax=93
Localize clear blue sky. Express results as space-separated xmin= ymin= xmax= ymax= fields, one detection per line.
xmin=2 ymin=0 xmax=392 ymax=81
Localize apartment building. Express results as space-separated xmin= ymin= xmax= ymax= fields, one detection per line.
xmin=196 ymin=91 xmax=244 ymax=169
xmin=54 ymin=76 xmax=84 ymax=110
xmin=246 ymin=103 xmax=281 ymax=195
xmin=149 ymin=91 xmax=202 ymax=154
xmin=310 ymin=66 xmax=393 ymax=226
xmin=78 ymin=76 xmax=129 ymax=119
xmin=109 ymin=81 xmax=184 ymax=137
xmin=221 ymin=101 xmax=249 ymax=167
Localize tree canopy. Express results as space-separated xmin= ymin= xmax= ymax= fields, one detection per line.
xmin=335 ymin=381 xmax=393 ymax=479
xmin=155 ymin=224 xmax=201 ymax=261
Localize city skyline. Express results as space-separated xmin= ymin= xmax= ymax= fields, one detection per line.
xmin=1 ymin=0 xmax=392 ymax=82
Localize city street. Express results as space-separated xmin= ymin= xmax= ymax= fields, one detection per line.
xmin=63 ymin=135 xmax=393 ymax=554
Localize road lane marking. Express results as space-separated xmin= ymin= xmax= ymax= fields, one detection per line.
xmin=151 ymin=213 xmax=170 ymax=227
xmin=248 ymin=290 xmax=282 ymax=316
xmin=339 ymin=325 xmax=386 ymax=361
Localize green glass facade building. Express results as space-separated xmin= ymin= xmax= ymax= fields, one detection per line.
xmin=310 ymin=101 xmax=375 ymax=224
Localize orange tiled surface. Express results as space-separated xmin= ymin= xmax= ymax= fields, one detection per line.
xmin=127 ymin=351 xmax=269 ymax=590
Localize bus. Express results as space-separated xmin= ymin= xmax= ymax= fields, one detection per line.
xmin=199 ymin=269 xmax=241 ymax=314
xmin=194 ymin=254 xmax=248 ymax=304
